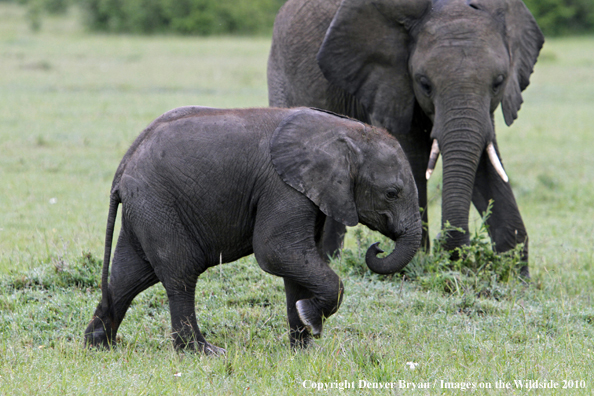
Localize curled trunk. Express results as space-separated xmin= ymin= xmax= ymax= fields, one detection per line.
xmin=364 ymin=215 xmax=423 ymax=274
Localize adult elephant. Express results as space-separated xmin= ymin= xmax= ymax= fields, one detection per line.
xmin=267 ymin=0 xmax=544 ymax=277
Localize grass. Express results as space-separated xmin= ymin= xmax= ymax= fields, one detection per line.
xmin=1 ymin=3 xmax=593 ymax=394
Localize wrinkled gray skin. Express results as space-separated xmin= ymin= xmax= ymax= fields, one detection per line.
xmin=84 ymin=106 xmax=422 ymax=352
xmin=268 ymin=0 xmax=544 ymax=277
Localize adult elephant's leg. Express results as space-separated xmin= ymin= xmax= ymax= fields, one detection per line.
xmin=320 ymin=218 xmax=346 ymax=260
xmin=394 ymin=124 xmax=432 ymax=250
xmin=472 ymin=150 xmax=529 ymax=277
xmin=84 ymin=228 xmax=159 ymax=348
xmin=283 ymin=278 xmax=314 ymax=348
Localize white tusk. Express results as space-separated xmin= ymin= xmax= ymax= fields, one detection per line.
xmin=486 ymin=142 xmax=509 ymax=183
xmin=425 ymin=139 xmax=440 ymax=180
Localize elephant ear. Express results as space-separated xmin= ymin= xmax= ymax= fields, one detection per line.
xmin=477 ymin=0 xmax=544 ymax=126
xmin=270 ymin=108 xmax=361 ymax=227
xmin=316 ymin=0 xmax=431 ymax=135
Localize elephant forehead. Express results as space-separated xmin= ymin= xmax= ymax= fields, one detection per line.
xmin=365 ymin=139 xmax=405 ymax=163
xmin=419 ymin=2 xmax=505 ymax=47
xmin=362 ymin=149 xmax=411 ymax=181
xmin=419 ymin=37 xmax=508 ymax=68
xmin=412 ymin=17 xmax=509 ymax=78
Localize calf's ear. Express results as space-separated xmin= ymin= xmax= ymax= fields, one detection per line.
xmin=270 ymin=109 xmax=360 ymax=227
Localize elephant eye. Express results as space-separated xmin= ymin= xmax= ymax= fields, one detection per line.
xmin=417 ymin=76 xmax=433 ymax=97
xmin=386 ymin=189 xmax=401 ymax=201
xmin=492 ymin=75 xmax=505 ymax=94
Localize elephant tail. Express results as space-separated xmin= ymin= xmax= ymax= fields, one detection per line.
xmin=100 ymin=190 xmax=120 ymax=312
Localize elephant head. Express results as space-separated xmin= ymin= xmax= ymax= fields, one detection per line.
xmin=316 ymin=0 xmax=544 ymax=251
xmin=270 ymin=109 xmax=422 ymax=274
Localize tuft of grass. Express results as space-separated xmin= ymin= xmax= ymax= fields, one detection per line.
xmin=1 ymin=251 xmax=102 ymax=291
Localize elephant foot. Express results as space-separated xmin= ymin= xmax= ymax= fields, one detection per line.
xmin=199 ymin=341 xmax=226 ymax=356
xmin=289 ymin=326 xmax=312 ymax=349
xmin=519 ymin=265 xmax=530 ymax=283
xmin=174 ymin=339 xmax=227 ymax=356
xmin=84 ymin=317 xmax=116 ymax=350
xmin=295 ymin=299 xmax=323 ymax=338
xmin=84 ymin=333 xmax=113 ymax=350
xmin=174 ymin=336 xmax=226 ymax=355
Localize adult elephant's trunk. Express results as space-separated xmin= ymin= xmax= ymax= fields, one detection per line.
xmin=365 ymin=214 xmax=423 ymax=274
xmin=434 ymin=95 xmax=492 ymax=252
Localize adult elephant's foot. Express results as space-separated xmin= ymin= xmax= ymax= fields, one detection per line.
xmin=519 ymin=265 xmax=530 ymax=282
xmin=295 ymin=299 xmax=323 ymax=338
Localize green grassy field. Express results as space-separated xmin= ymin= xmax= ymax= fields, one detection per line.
xmin=1 ymin=4 xmax=593 ymax=394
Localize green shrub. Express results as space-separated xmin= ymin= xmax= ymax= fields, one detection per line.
xmin=524 ymin=0 xmax=594 ymax=36
xmin=337 ymin=201 xmax=525 ymax=299
xmin=65 ymin=0 xmax=594 ymax=37
xmin=42 ymin=0 xmax=69 ymax=14
xmin=77 ymin=0 xmax=285 ymax=35
xmin=403 ymin=202 xmax=525 ymax=299
xmin=17 ymin=0 xmax=594 ymax=36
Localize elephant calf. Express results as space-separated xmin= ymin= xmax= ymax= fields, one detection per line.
xmin=84 ymin=106 xmax=422 ymax=353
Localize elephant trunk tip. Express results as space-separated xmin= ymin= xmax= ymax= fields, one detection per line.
xmin=364 ymin=234 xmax=421 ymax=275
xmin=367 ymin=242 xmax=384 ymax=256
xmin=365 ymin=242 xmax=393 ymax=275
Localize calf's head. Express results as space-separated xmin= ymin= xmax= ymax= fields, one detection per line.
xmin=271 ymin=108 xmax=422 ymax=274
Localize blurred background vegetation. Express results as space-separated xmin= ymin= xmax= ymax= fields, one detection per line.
xmin=4 ymin=0 xmax=594 ymax=36
xmin=7 ymin=0 xmax=285 ymax=34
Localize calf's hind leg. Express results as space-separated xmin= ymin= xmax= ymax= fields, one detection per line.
xmin=164 ymin=280 xmax=225 ymax=355
xmin=141 ymin=235 xmax=226 ymax=355
xmin=85 ymin=229 xmax=159 ymax=348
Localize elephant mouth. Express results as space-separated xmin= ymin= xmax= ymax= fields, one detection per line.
xmin=424 ymin=139 xmax=508 ymax=183
xmin=359 ymin=210 xmax=407 ymax=240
